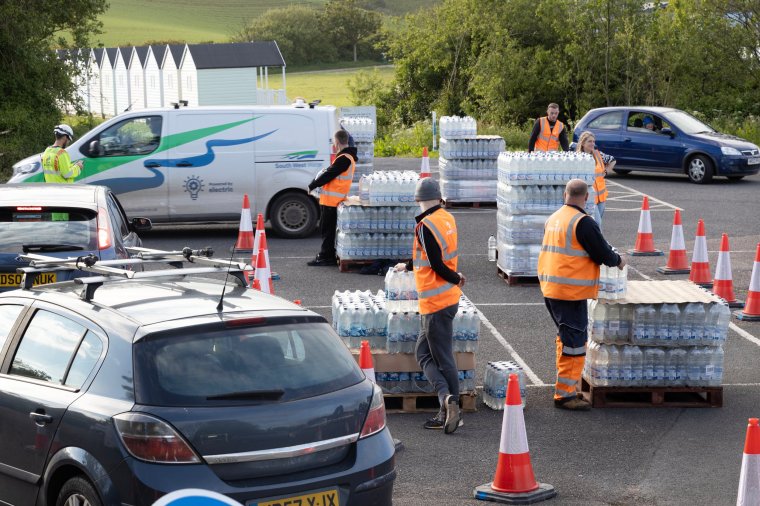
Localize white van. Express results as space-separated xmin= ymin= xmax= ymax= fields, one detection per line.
xmin=9 ymin=105 xmax=338 ymax=237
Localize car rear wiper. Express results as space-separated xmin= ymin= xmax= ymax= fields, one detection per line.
xmin=22 ymin=244 xmax=85 ymax=253
xmin=206 ymin=389 xmax=285 ymax=401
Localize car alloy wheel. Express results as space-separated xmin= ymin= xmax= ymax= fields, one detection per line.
xmin=64 ymin=494 xmax=93 ymax=506
xmin=687 ymin=155 xmax=713 ymax=184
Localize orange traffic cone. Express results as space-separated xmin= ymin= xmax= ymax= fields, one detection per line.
xmin=474 ymin=374 xmax=556 ymax=504
xmin=259 ymin=232 xmax=275 ymax=294
xmin=713 ymin=233 xmax=744 ymax=309
xmin=420 ymin=147 xmax=431 ymax=178
xmin=736 ymin=418 xmax=760 ymax=506
xmin=735 ymin=243 xmax=760 ymax=321
xmin=251 ymin=278 xmax=261 ymax=291
xmin=689 ymin=219 xmax=712 ymax=287
xmin=630 ymin=196 xmax=663 ymax=256
xmin=251 ymin=213 xmax=265 ymax=266
xmin=254 ymin=247 xmax=272 ymax=295
xmin=359 ymin=340 xmax=375 ymax=383
xmin=235 ymin=194 xmax=254 ymax=251
xmin=330 ymin=143 xmax=337 ymax=164
xmin=657 ymin=209 xmax=690 ymax=274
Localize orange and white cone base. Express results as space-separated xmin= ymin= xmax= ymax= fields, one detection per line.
xmin=420 ymin=147 xmax=431 ymax=178
xmin=253 ymin=247 xmax=272 ymax=295
xmin=735 ymin=243 xmax=760 ymax=321
xmin=474 ymin=374 xmax=556 ymax=504
xmin=736 ymin=418 xmax=760 ymax=506
xmin=689 ymin=219 xmax=712 ymax=287
xmin=630 ymin=196 xmax=663 ymax=256
xmin=235 ymin=194 xmax=255 ymax=251
xmin=359 ymin=340 xmax=375 ymax=383
xmin=251 ymin=213 xmax=265 ymax=266
xmin=657 ymin=209 xmax=690 ymax=274
xmin=713 ymin=233 xmax=744 ymax=309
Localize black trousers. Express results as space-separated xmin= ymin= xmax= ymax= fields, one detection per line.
xmin=318 ymin=204 xmax=338 ymax=260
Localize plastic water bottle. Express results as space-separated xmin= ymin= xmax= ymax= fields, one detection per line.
xmin=711 ymin=303 xmax=730 ymax=344
xmin=707 ymin=346 xmax=724 ymax=386
xmin=620 ymin=345 xmax=633 ymax=386
xmin=630 ymin=346 xmax=644 ymax=386
xmin=488 ymin=235 xmax=497 ymax=262
xmin=643 ymin=347 xmax=656 ymax=385
xmin=659 ymin=303 xmax=679 ymax=345
xmin=687 ymin=347 xmax=703 ymax=386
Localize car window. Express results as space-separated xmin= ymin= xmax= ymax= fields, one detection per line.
xmin=587 ymin=111 xmax=624 ymax=130
xmin=663 ymin=110 xmax=715 ymax=134
xmin=627 ymin=112 xmax=671 ymax=133
xmin=64 ymin=331 xmax=104 ymax=388
xmin=10 ymin=310 xmax=90 ymax=386
xmin=0 ymin=206 xmax=97 ymax=254
xmin=134 ymin=322 xmax=364 ymax=406
xmin=83 ymin=116 xmax=163 ymax=158
xmin=107 ymin=195 xmax=130 ymax=239
xmin=0 ymin=305 xmax=24 ymax=351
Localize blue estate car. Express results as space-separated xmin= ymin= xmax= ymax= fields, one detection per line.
xmin=0 ymin=184 xmax=152 ymax=291
xmin=573 ymin=106 xmax=760 ymax=183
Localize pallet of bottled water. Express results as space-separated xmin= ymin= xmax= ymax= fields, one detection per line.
xmin=341 ymin=117 xmax=375 ymax=142
xmin=332 ymin=289 xmax=388 ymax=349
xmin=584 ymin=342 xmax=724 ymax=387
xmin=336 ymin=232 xmax=414 ymax=260
xmin=439 ymin=115 xmax=477 ymax=139
xmin=384 ymin=270 xmax=418 ymax=312
xmin=598 ymin=263 xmax=628 ymax=300
xmin=376 ymin=370 xmax=475 ymax=394
xmin=497 ymin=151 xmax=596 ymax=185
xmin=440 ymin=178 xmax=498 ymax=202
xmin=483 ymin=361 xmax=527 ymax=409
xmin=496 ymin=183 xmax=596 ymax=216
xmin=496 ymin=242 xmax=540 ymax=275
xmin=355 ymin=141 xmax=374 ymax=164
xmin=439 ymin=158 xmax=498 ymax=181
xmin=439 ymin=136 xmax=506 ymax=159
xmin=496 ymin=213 xmax=546 ymax=244
xmin=337 ymin=204 xmax=416 ymax=233
xmin=359 ymin=171 xmax=419 ymax=206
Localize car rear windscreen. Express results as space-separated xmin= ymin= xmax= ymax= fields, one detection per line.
xmin=0 ymin=207 xmax=97 ymax=253
xmin=134 ymin=322 xmax=364 ymax=406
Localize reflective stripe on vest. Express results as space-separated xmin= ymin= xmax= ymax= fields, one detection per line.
xmin=413 ymin=208 xmax=461 ymax=314
xmin=320 ymin=153 xmax=356 ymax=207
xmin=592 ymin=150 xmax=607 ymax=203
xmin=535 ymin=117 xmax=564 ymax=152
xmin=537 ymin=205 xmax=600 ymax=300
xmin=562 ymin=345 xmax=587 ymax=356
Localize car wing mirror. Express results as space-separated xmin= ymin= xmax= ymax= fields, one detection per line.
xmin=660 ymin=128 xmax=674 ymax=137
xmin=89 ymin=140 xmax=103 ymax=157
xmin=130 ymin=217 xmax=152 ymax=233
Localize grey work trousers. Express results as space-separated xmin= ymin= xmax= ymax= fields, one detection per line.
xmin=416 ymin=302 xmax=460 ymax=408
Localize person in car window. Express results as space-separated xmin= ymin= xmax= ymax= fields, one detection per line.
xmin=643 ymin=116 xmax=657 ymax=132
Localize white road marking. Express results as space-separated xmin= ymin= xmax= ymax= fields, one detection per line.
xmin=604 ymin=180 xmax=683 ymax=211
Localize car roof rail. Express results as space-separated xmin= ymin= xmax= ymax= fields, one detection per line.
xmin=16 ymin=247 xmax=252 ymax=301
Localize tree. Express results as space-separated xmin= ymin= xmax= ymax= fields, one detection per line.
xmin=322 ymin=0 xmax=382 ymax=62
xmin=0 ymin=0 xmax=107 ymax=180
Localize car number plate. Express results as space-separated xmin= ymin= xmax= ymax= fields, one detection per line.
xmin=748 ymin=157 xmax=760 ymax=165
xmin=0 ymin=272 xmax=56 ymax=288
xmin=251 ymin=489 xmax=339 ymax=506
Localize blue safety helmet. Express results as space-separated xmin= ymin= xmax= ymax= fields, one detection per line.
xmin=642 ymin=116 xmax=654 ymax=127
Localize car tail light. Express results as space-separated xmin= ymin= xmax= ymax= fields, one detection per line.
xmin=97 ymin=207 xmax=112 ymax=250
xmin=360 ymin=384 xmax=386 ymax=439
xmin=113 ymin=412 xmax=200 ymax=464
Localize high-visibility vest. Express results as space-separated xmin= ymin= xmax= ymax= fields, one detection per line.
xmin=319 ymin=153 xmax=356 ymax=207
xmin=592 ymin=149 xmax=607 ymax=204
xmin=413 ymin=208 xmax=462 ymax=314
xmin=42 ymin=146 xmax=81 ymax=183
xmin=534 ymin=117 xmax=565 ymax=152
xmin=538 ymin=205 xmax=600 ymax=300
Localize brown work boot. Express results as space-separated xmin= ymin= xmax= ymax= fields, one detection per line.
xmin=554 ymin=397 xmax=591 ymax=411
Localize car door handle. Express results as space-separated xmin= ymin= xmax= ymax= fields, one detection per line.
xmin=623 ymin=137 xmax=632 ymax=142
xmin=175 ymin=161 xmax=193 ymax=167
xmin=29 ymin=411 xmax=53 ymax=424
xmin=144 ymin=161 xmax=161 ymax=168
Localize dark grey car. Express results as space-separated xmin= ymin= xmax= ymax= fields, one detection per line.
xmin=0 ymin=274 xmax=395 ymax=505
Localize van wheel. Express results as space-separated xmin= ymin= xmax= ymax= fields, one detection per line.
xmin=56 ymin=476 xmax=102 ymax=506
xmin=687 ymin=155 xmax=714 ymax=184
xmin=270 ymin=192 xmax=318 ymax=238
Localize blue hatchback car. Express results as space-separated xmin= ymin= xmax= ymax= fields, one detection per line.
xmin=572 ymin=106 xmax=760 ymax=183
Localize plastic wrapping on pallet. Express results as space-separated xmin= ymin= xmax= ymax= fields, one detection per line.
xmin=497 ymin=151 xmax=596 ymax=185
xmin=439 ymin=115 xmax=477 ymax=138
xmin=336 ymin=232 xmax=414 ymax=260
xmin=439 ymin=136 xmax=505 ymax=159
xmin=483 ymin=361 xmax=527 ymax=409
xmin=337 ymin=204 xmax=416 ymax=233
xmin=440 ymin=178 xmax=497 ymax=202
xmin=377 ymin=370 xmax=475 ymax=394
xmin=497 ymin=242 xmax=541 ymax=275
xmin=496 ymin=212 xmax=546 ymax=244
xmin=439 ymin=158 xmax=498 ymax=181
xmin=359 ymin=171 xmax=419 ymax=206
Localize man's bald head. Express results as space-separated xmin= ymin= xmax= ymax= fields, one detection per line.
xmin=564 ymin=179 xmax=589 ymax=206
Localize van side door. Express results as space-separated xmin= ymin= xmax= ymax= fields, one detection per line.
xmin=166 ymin=112 xmax=255 ymax=221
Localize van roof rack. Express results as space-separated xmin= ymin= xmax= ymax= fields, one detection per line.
xmin=17 ymin=246 xmax=252 ymax=301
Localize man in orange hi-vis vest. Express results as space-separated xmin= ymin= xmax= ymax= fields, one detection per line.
xmin=395 ymin=178 xmax=466 ymax=433
xmin=528 ymin=103 xmax=570 ymax=152
xmin=538 ymin=179 xmax=625 ymax=410
xmin=307 ymin=130 xmax=357 ymax=266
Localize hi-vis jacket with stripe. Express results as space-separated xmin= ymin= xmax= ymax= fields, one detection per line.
xmin=413 ymin=208 xmax=462 ymax=314
xmin=534 ymin=117 xmax=565 ymax=152
xmin=42 ymin=146 xmax=81 ymax=183
xmin=592 ymin=149 xmax=607 ymax=204
xmin=318 ymin=153 xmax=356 ymax=207
xmin=538 ymin=205 xmax=600 ymax=300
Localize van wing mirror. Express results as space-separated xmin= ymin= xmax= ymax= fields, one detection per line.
xmin=89 ymin=140 xmax=103 ymax=157
xmin=130 ymin=217 xmax=152 ymax=233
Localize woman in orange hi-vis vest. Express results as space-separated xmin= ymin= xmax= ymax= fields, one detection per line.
xmin=395 ymin=178 xmax=466 ymax=434
xmin=576 ymin=131 xmax=616 ymax=232
xmin=307 ymin=130 xmax=357 ymax=266
xmin=528 ymin=103 xmax=570 ymax=152
xmin=537 ymin=179 xmax=625 ymax=410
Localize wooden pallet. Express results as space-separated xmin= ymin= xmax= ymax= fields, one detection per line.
xmin=336 ymin=258 xmax=411 ymax=273
xmin=580 ymin=378 xmax=723 ymax=408
xmin=442 ymin=200 xmax=497 ymax=209
xmin=497 ymin=265 xmax=539 ymax=286
xmin=383 ymin=391 xmax=478 ymax=413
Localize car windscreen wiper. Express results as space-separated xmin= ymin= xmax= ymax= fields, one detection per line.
xmin=22 ymin=244 xmax=86 ymax=253
xmin=206 ymin=389 xmax=285 ymax=401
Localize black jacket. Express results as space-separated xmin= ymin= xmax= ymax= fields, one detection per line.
xmin=568 ymin=204 xmax=622 ymax=267
xmin=405 ymin=205 xmax=462 ymax=286
xmin=528 ymin=118 xmax=570 ymax=152
xmin=308 ymin=147 xmax=358 ymax=191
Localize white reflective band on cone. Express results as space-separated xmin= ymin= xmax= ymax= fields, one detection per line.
xmin=737 ymin=454 xmax=760 ymax=506
xmin=638 ymin=210 xmax=653 ymax=234
xmin=239 ymin=209 xmax=253 ymax=231
xmin=693 ymin=236 xmax=709 ymax=262
xmin=750 ymin=262 xmax=760 ymax=292
xmin=715 ymin=252 xmax=733 ymax=280
xmin=499 ymin=404 xmax=529 ymax=455
xmin=670 ymin=225 xmax=686 ymax=250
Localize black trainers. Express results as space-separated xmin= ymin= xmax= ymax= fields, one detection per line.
xmin=307 ymin=256 xmax=336 ymax=267
xmin=554 ymin=397 xmax=591 ymax=411
xmin=423 ymin=414 xmax=445 ymax=430
xmin=444 ymin=394 xmax=462 ymax=434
